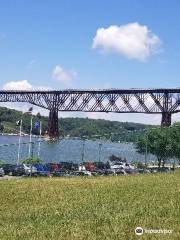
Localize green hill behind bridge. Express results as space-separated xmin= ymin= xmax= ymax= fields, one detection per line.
xmin=0 ymin=106 xmax=156 ymax=142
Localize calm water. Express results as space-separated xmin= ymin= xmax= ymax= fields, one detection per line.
xmin=0 ymin=135 xmax=155 ymax=164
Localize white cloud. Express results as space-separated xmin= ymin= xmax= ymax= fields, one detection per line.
xmin=2 ymin=80 xmax=51 ymax=91
xmin=92 ymin=22 xmax=161 ymax=61
xmin=52 ymin=65 xmax=77 ymax=86
xmin=3 ymin=80 xmax=32 ymax=90
xmin=0 ymin=101 xmax=49 ymax=116
xmin=1 ymin=80 xmax=51 ymax=115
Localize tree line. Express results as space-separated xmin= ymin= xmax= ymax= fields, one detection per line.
xmin=0 ymin=106 xmax=154 ymax=141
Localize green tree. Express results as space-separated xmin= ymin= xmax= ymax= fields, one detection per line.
xmin=36 ymin=112 xmax=41 ymax=119
xmin=22 ymin=157 xmax=42 ymax=165
xmin=169 ymin=123 xmax=180 ymax=164
xmin=136 ymin=127 xmax=173 ymax=169
xmin=0 ymin=123 xmax=4 ymax=133
xmin=0 ymin=106 xmax=156 ymax=140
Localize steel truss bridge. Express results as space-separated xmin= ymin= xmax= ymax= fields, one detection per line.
xmin=0 ymin=88 xmax=180 ymax=137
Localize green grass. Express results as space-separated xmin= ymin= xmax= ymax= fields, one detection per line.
xmin=0 ymin=172 xmax=180 ymax=240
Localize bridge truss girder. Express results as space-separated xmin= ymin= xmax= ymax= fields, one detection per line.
xmin=0 ymin=89 xmax=180 ymax=137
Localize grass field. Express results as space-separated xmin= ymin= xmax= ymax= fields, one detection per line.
xmin=0 ymin=172 xmax=180 ymax=240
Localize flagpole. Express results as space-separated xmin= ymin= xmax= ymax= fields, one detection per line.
xmin=38 ymin=121 xmax=42 ymax=158
xmin=17 ymin=118 xmax=22 ymax=165
xmin=28 ymin=115 xmax=33 ymax=158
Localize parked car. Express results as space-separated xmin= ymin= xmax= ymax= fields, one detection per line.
xmin=69 ymin=171 xmax=92 ymax=177
xmin=84 ymin=162 xmax=96 ymax=171
xmin=11 ymin=164 xmax=37 ymax=176
xmin=11 ymin=165 xmax=26 ymax=176
xmin=52 ymin=171 xmax=68 ymax=177
xmin=102 ymin=169 xmax=116 ymax=176
xmin=91 ymin=170 xmax=105 ymax=176
xmin=93 ymin=161 xmax=110 ymax=170
xmin=46 ymin=162 xmax=78 ymax=172
xmin=0 ymin=167 xmax=5 ymax=177
xmin=1 ymin=164 xmax=17 ymax=175
xmin=125 ymin=168 xmax=138 ymax=174
xmin=46 ymin=163 xmax=60 ymax=172
xmin=59 ymin=162 xmax=78 ymax=171
xmin=157 ymin=167 xmax=172 ymax=173
xmin=138 ymin=169 xmax=151 ymax=174
xmin=23 ymin=164 xmax=37 ymax=176
xmin=110 ymin=161 xmax=135 ymax=171
xmin=115 ymin=168 xmax=127 ymax=175
xmin=33 ymin=164 xmax=50 ymax=176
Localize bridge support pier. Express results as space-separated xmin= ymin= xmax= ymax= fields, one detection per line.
xmin=161 ymin=112 xmax=171 ymax=127
xmin=47 ymin=109 xmax=59 ymax=138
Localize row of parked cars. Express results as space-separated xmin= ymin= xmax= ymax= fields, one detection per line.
xmin=0 ymin=162 xmax=174 ymax=178
xmin=0 ymin=164 xmax=50 ymax=177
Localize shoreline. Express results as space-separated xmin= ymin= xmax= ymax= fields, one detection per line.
xmin=0 ymin=133 xmax=39 ymax=137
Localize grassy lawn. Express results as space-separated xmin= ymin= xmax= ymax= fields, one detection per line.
xmin=0 ymin=172 xmax=180 ymax=240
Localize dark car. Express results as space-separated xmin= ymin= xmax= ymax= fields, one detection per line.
xmin=91 ymin=170 xmax=105 ymax=176
xmin=11 ymin=165 xmax=26 ymax=176
xmin=59 ymin=162 xmax=78 ymax=171
xmin=1 ymin=164 xmax=17 ymax=175
xmin=69 ymin=171 xmax=92 ymax=177
xmin=52 ymin=171 xmax=68 ymax=177
xmin=115 ymin=169 xmax=126 ymax=175
xmin=103 ymin=169 xmax=116 ymax=176
xmin=125 ymin=168 xmax=138 ymax=174
xmin=138 ymin=168 xmax=151 ymax=174
xmin=157 ymin=167 xmax=172 ymax=173
xmin=46 ymin=163 xmax=60 ymax=172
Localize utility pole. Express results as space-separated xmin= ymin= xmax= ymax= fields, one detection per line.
xmin=28 ymin=115 xmax=33 ymax=158
xmin=81 ymin=139 xmax=85 ymax=162
xmin=17 ymin=118 xmax=23 ymax=165
xmin=145 ymin=134 xmax=148 ymax=168
xmin=37 ymin=121 xmax=42 ymax=158
xmin=30 ymin=141 xmax=34 ymax=177
xmin=98 ymin=143 xmax=102 ymax=162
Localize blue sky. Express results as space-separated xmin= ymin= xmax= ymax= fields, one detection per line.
xmin=0 ymin=0 xmax=180 ymax=123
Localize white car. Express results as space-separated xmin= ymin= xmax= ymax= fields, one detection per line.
xmin=23 ymin=164 xmax=37 ymax=175
xmin=110 ymin=161 xmax=135 ymax=170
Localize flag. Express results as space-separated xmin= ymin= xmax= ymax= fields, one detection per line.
xmin=24 ymin=107 xmax=33 ymax=115
xmin=34 ymin=121 xmax=40 ymax=129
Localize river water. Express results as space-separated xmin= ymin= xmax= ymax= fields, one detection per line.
xmin=0 ymin=135 xmax=155 ymax=164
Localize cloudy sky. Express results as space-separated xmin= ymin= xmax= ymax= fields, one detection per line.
xmin=0 ymin=0 xmax=180 ymax=124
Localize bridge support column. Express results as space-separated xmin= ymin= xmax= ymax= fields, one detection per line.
xmin=161 ymin=112 xmax=171 ymax=127
xmin=47 ymin=109 xmax=59 ymax=138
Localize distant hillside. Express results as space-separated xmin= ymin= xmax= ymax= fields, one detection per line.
xmin=0 ymin=106 xmax=156 ymax=142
